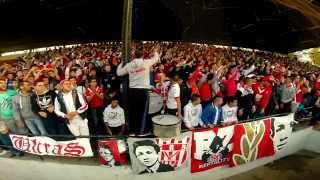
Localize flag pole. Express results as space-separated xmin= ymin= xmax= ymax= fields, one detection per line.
xmin=121 ymin=0 xmax=133 ymax=128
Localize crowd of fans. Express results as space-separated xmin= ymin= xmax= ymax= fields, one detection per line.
xmin=0 ymin=42 xmax=320 ymax=156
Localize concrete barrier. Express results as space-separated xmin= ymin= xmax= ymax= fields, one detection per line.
xmin=0 ymin=128 xmax=319 ymax=180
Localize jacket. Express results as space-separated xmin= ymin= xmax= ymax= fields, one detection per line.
xmin=13 ymin=91 xmax=41 ymax=121
xmin=201 ymin=103 xmax=224 ymax=125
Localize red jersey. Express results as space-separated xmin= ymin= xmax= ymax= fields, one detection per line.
xmin=258 ymin=86 xmax=272 ymax=109
xmin=315 ymin=79 xmax=320 ymax=90
xmin=223 ymin=69 xmax=239 ymax=97
xmin=199 ymin=82 xmax=212 ymax=102
xmin=84 ymin=87 xmax=104 ymax=108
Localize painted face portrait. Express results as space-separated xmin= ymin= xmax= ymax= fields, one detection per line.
xmin=99 ymin=147 xmax=114 ymax=162
xmin=135 ymin=146 xmax=159 ymax=167
xmin=271 ymin=115 xmax=294 ymax=152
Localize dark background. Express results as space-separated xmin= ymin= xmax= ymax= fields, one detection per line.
xmin=0 ymin=0 xmax=319 ymax=53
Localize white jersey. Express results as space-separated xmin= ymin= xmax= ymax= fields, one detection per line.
xmin=222 ymin=104 xmax=238 ymax=123
xmin=117 ymin=52 xmax=160 ymax=89
xmin=183 ymin=102 xmax=203 ymax=128
xmin=166 ymin=83 xmax=180 ymax=109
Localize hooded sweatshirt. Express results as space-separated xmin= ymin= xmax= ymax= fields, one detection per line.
xmin=13 ymin=91 xmax=41 ymax=121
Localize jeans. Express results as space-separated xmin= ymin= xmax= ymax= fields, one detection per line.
xmin=0 ymin=120 xmax=28 ymax=134
xmin=89 ymin=108 xmax=104 ymax=132
xmin=25 ymin=119 xmax=47 ymax=135
xmin=128 ymin=88 xmax=149 ymax=135
xmin=313 ymin=112 xmax=320 ymax=123
xmin=0 ymin=133 xmax=19 ymax=155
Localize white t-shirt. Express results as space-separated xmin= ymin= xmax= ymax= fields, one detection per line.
xmin=103 ymin=105 xmax=125 ymax=127
xmin=166 ymin=83 xmax=180 ymax=109
xmin=183 ymin=102 xmax=203 ymax=128
xmin=117 ymin=52 xmax=159 ymax=89
xmin=222 ymin=104 xmax=238 ymax=123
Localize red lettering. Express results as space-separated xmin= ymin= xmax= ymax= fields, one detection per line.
xmin=22 ymin=138 xmax=31 ymax=152
xmin=52 ymin=144 xmax=63 ymax=155
xmin=63 ymin=143 xmax=85 ymax=157
xmin=129 ymin=67 xmax=146 ymax=74
xmin=44 ymin=143 xmax=51 ymax=154
xmin=11 ymin=136 xmax=23 ymax=150
xmin=37 ymin=142 xmax=42 ymax=154
xmin=31 ymin=139 xmax=39 ymax=154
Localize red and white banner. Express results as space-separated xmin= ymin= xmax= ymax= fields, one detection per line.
xmin=127 ymin=132 xmax=191 ymax=174
xmin=97 ymin=139 xmax=127 ymax=167
xmin=191 ymin=125 xmax=234 ymax=173
xmin=230 ymin=118 xmax=275 ymax=167
xmin=9 ymin=134 xmax=93 ymax=157
xmin=156 ymin=136 xmax=190 ymax=168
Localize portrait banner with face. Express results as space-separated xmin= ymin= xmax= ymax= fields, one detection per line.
xmin=271 ymin=114 xmax=294 ymax=153
xmin=97 ymin=139 xmax=127 ymax=167
xmin=191 ymin=125 xmax=234 ymax=173
xmin=128 ymin=132 xmax=191 ymax=175
xmin=230 ymin=118 xmax=275 ymax=167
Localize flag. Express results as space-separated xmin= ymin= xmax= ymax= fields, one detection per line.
xmin=156 ymin=136 xmax=190 ymax=168
xmin=97 ymin=139 xmax=127 ymax=167
xmin=127 ymin=132 xmax=191 ymax=174
xmin=271 ymin=114 xmax=294 ymax=153
xmin=191 ymin=125 xmax=234 ymax=173
xmin=230 ymin=118 xmax=275 ymax=167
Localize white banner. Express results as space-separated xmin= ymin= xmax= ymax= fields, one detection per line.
xmin=9 ymin=134 xmax=93 ymax=157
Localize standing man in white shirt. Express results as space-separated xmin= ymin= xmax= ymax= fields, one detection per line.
xmin=165 ymin=74 xmax=183 ymax=119
xmin=117 ymin=45 xmax=160 ymax=136
xmin=103 ymin=97 xmax=125 ymax=135
xmin=183 ymin=94 xmax=203 ymax=130
xmin=54 ymin=80 xmax=89 ymax=136
xmin=222 ymin=97 xmax=240 ymax=125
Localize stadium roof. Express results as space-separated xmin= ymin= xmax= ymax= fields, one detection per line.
xmin=0 ymin=0 xmax=319 ymax=54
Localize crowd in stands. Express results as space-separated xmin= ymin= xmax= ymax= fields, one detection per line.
xmin=0 ymin=42 xmax=320 ymax=156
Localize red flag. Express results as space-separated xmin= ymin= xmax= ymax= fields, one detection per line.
xmin=230 ymin=118 xmax=275 ymax=167
xmin=97 ymin=140 xmax=127 ymax=167
xmin=156 ymin=136 xmax=190 ymax=168
xmin=191 ymin=126 xmax=234 ymax=173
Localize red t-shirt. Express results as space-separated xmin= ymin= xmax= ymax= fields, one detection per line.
xmin=84 ymin=87 xmax=104 ymax=109
xmin=315 ymin=79 xmax=320 ymax=90
xmin=223 ymin=69 xmax=239 ymax=97
xmin=272 ymin=71 xmax=284 ymax=80
xmin=252 ymin=82 xmax=260 ymax=94
xmin=258 ymin=86 xmax=272 ymax=109
xmin=296 ymin=88 xmax=304 ymax=104
xmin=188 ymin=66 xmax=202 ymax=85
xmin=199 ymin=82 xmax=212 ymax=102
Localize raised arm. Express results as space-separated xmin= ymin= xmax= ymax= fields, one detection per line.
xmin=116 ymin=63 xmax=128 ymax=76
xmin=145 ymin=52 xmax=160 ymax=67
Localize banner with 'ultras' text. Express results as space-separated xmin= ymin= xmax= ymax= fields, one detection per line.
xmin=9 ymin=134 xmax=93 ymax=157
